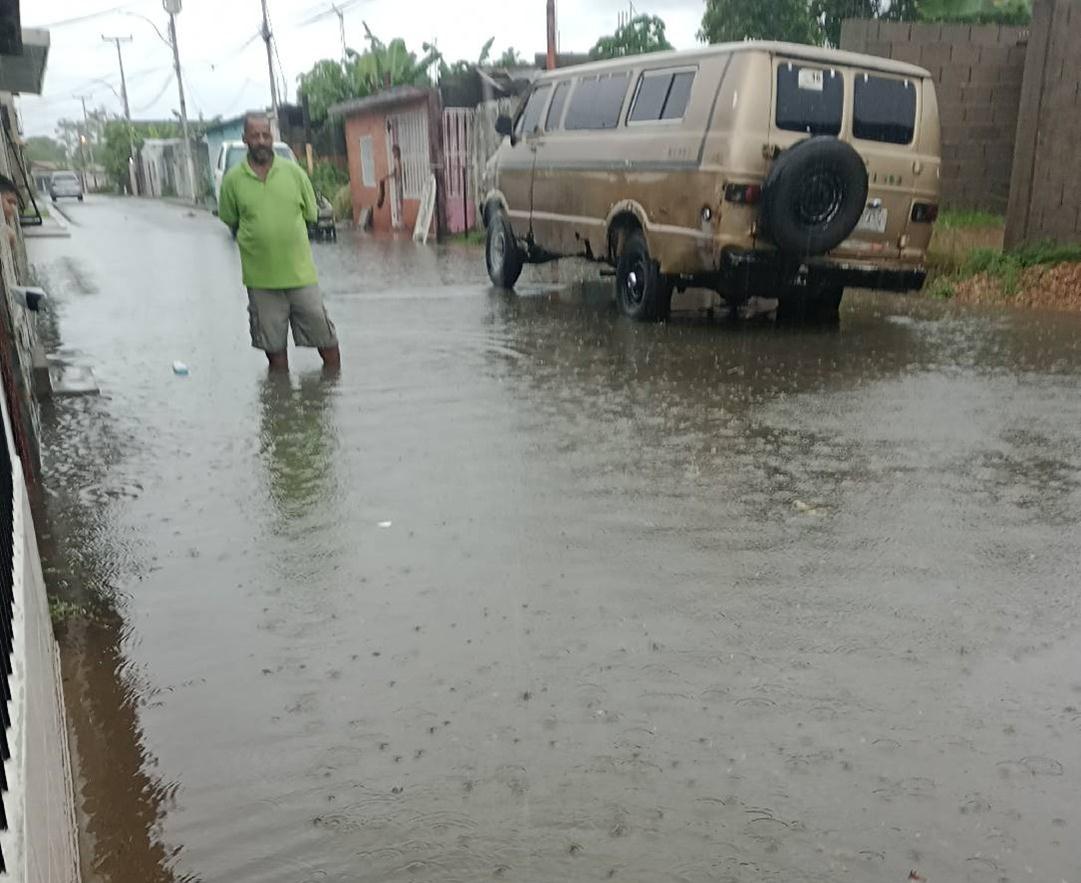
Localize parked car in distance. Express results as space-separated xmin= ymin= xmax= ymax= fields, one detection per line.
xmin=49 ymin=171 xmax=84 ymax=202
xmin=480 ymin=41 xmax=941 ymax=323
xmin=212 ymin=140 xmax=298 ymax=206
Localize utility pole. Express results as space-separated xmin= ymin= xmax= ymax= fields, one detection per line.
xmin=102 ymin=34 xmax=139 ymax=195
xmin=74 ymin=94 xmax=93 ymax=191
xmin=546 ymin=0 xmax=556 ymax=71
xmin=333 ymin=4 xmax=347 ymax=67
xmin=260 ymin=0 xmax=280 ymax=128
xmin=163 ymin=0 xmax=198 ymax=202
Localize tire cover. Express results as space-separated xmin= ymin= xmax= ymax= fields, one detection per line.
xmin=762 ymin=137 xmax=869 ymax=258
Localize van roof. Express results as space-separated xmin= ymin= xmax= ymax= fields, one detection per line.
xmin=535 ymin=41 xmax=930 ymax=82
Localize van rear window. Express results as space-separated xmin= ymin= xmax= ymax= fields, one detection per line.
xmin=629 ymin=70 xmax=696 ymax=122
xmin=565 ymin=73 xmax=631 ymax=130
xmin=775 ymin=64 xmax=843 ymax=136
xmin=854 ymin=74 xmax=917 ymax=145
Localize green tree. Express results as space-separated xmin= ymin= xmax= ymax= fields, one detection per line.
xmin=25 ymin=136 xmax=67 ymax=165
xmin=699 ymin=0 xmax=820 ymax=45
xmin=920 ymin=0 xmax=1030 ymax=24
xmin=101 ymin=119 xmax=182 ymax=191
xmin=297 ymin=59 xmax=358 ymax=125
xmin=812 ymin=0 xmax=921 ymax=48
xmin=494 ymin=47 xmax=524 ymax=67
xmin=436 ymin=37 xmax=497 ymax=78
xmin=590 ymin=14 xmax=673 ymax=60
xmin=297 ymin=25 xmax=440 ymax=125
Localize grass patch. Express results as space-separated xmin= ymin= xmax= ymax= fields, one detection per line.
xmin=936 ymin=209 xmax=1004 ymax=231
xmin=49 ymin=597 xmax=94 ymax=625
xmin=930 ymin=241 xmax=1081 ymax=299
xmin=450 ymin=229 xmax=486 ymax=246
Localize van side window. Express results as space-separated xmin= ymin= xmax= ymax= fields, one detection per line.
xmin=518 ymin=85 xmax=552 ymax=137
xmin=546 ymin=81 xmax=572 ymax=130
xmin=853 ymin=74 xmax=917 ymax=145
xmin=565 ymin=73 xmax=631 ymax=130
xmin=631 ymin=70 xmax=696 ymax=122
xmin=775 ymin=64 xmax=843 ymax=136
xmin=661 ymin=72 xmax=695 ymax=120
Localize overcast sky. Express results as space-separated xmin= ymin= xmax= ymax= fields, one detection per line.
xmin=21 ymin=0 xmax=706 ymax=137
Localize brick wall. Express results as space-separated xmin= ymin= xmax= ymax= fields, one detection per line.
xmin=841 ymin=20 xmax=1029 ymax=213
xmin=1005 ymin=0 xmax=1081 ymax=246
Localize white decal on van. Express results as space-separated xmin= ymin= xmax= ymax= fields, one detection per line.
xmin=798 ymin=68 xmax=824 ymax=92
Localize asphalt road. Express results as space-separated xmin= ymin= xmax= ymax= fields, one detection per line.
xmin=29 ymin=196 xmax=1081 ymax=883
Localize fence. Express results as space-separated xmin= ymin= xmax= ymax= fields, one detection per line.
xmin=1005 ymin=0 xmax=1081 ymax=247
xmin=0 ymin=382 xmax=80 ymax=882
xmin=442 ymin=108 xmax=475 ymax=235
xmin=471 ymin=99 xmax=516 ymax=226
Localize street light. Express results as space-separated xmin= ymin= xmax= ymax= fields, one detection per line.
xmin=124 ymin=0 xmax=197 ymax=201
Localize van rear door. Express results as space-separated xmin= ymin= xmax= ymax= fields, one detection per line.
xmin=844 ymin=70 xmax=922 ymax=257
xmin=767 ymin=55 xmax=922 ymax=258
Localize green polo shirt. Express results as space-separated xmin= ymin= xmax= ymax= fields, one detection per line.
xmin=218 ymin=156 xmax=319 ymax=290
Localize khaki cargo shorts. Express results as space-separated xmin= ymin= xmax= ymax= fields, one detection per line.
xmin=246 ymin=286 xmax=338 ymax=353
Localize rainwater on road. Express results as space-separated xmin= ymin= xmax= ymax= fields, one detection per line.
xmin=28 ymin=197 xmax=1081 ymax=883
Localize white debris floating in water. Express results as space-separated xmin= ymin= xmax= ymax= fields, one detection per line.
xmin=172 ymin=361 xmax=190 ymax=376
xmin=378 ymin=521 xmax=393 ymax=528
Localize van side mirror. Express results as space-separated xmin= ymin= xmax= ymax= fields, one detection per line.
xmin=495 ymin=115 xmax=514 ymax=137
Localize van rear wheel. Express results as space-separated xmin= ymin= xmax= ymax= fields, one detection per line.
xmin=486 ymin=212 xmax=524 ymax=289
xmin=616 ymin=231 xmax=672 ymax=322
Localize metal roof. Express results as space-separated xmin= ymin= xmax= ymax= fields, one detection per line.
xmin=0 ymin=28 xmax=49 ymax=95
xmin=329 ymin=86 xmax=430 ymax=118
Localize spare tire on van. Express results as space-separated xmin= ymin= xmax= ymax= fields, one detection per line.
xmin=762 ymin=137 xmax=868 ymax=258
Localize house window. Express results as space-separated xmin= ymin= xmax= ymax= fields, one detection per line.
xmin=388 ymin=109 xmax=429 ymax=200
xmin=359 ymin=135 xmax=376 ymax=187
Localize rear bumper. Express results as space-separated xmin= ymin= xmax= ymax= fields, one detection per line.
xmin=719 ymin=249 xmax=926 ymax=294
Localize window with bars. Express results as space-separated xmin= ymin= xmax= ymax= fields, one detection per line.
xmin=359 ymin=135 xmax=376 ymax=187
xmin=388 ymin=109 xmax=430 ymax=201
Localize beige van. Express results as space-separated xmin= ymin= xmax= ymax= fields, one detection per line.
xmin=480 ymin=41 xmax=941 ymax=322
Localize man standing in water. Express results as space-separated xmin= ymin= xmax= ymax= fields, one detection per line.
xmin=218 ymin=112 xmax=340 ymax=371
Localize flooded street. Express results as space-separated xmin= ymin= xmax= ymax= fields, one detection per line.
xmin=29 ymin=197 xmax=1081 ymax=883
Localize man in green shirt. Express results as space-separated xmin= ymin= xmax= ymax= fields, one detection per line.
xmin=218 ymin=113 xmax=340 ymax=371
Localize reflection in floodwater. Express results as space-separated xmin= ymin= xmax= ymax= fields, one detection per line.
xmin=258 ymin=371 xmax=339 ymax=525
xmin=27 ymin=202 xmax=1081 ymax=883
xmin=35 ymin=391 xmax=176 ymax=883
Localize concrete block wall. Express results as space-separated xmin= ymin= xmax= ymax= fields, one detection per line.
xmin=841 ymin=20 xmax=1029 ymax=213
xmin=1005 ymin=0 xmax=1081 ymax=247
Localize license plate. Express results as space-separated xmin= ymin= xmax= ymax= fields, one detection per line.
xmin=857 ymin=205 xmax=888 ymax=234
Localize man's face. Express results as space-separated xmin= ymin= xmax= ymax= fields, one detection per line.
xmin=243 ymin=118 xmax=274 ymax=164
xmin=1 ymin=191 xmax=18 ymax=224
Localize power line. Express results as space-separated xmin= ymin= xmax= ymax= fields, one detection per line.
xmin=132 ymin=71 xmax=175 ymax=113
xmin=33 ymin=1 xmax=152 ymax=29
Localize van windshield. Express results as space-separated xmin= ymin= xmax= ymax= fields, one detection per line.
xmin=775 ymin=63 xmax=843 ymax=136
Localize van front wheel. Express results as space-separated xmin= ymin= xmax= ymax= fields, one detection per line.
xmin=486 ymin=212 xmax=524 ymax=289
xmin=616 ymin=231 xmax=672 ymax=322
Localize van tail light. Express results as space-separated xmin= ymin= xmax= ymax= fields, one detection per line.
xmin=724 ymin=183 xmax=762 ymax=205
xmin=910 ymin=202 xmax=939 ymax=223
